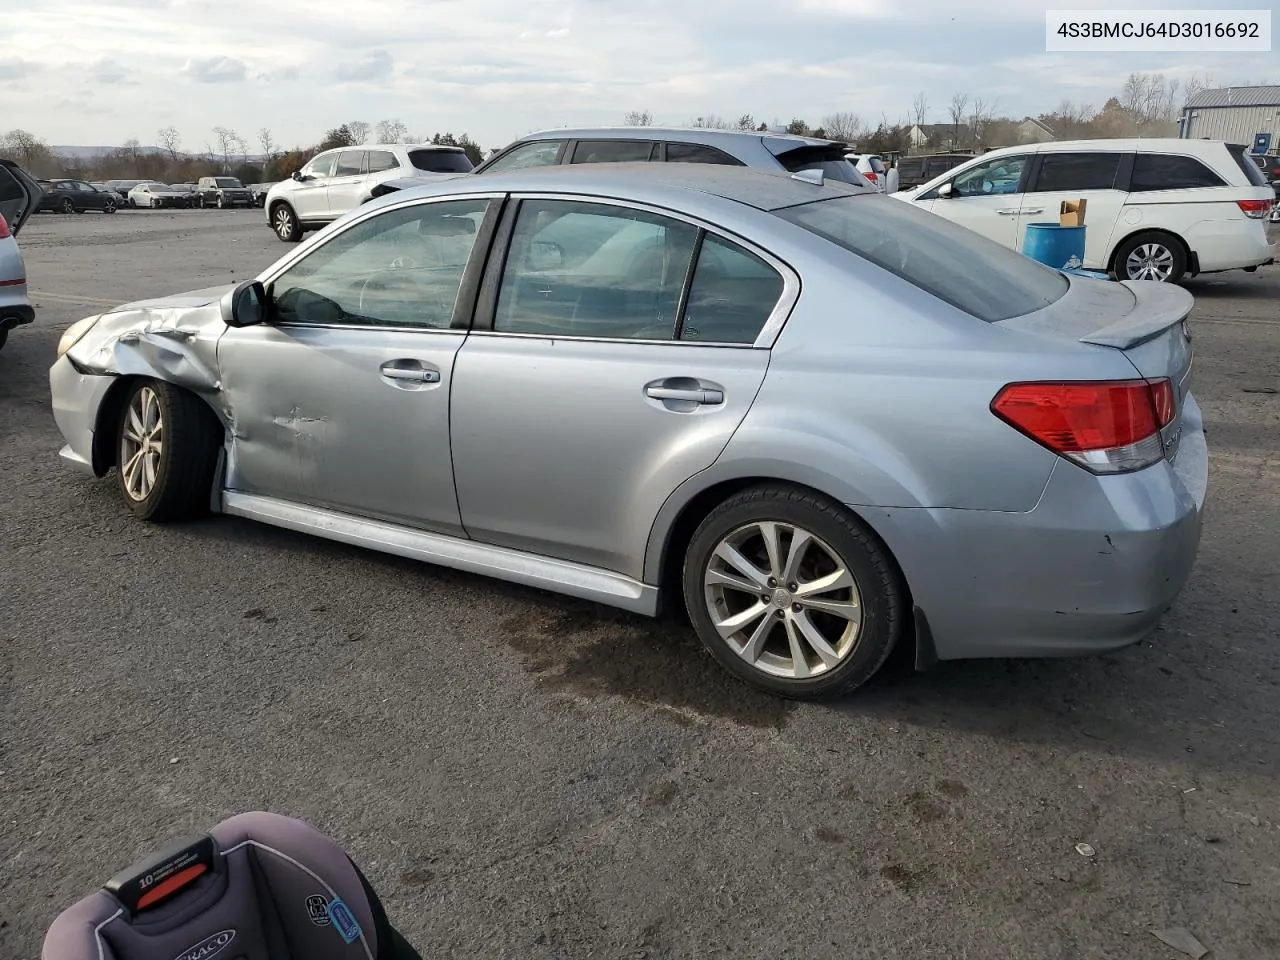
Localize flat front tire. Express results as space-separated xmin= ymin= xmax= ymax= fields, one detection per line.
xmin=114 ymin=379 xmax=221 ymax=522
xmin=683 ymin=485 xmax=906 ymax=700
xmin=271 ymin=203 xmax=303 ymax=242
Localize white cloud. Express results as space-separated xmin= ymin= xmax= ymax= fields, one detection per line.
xmin=182 ymin=56 xmax=248 ymax=83
xmin=90 ymin=59 xmax=133 ymax=84
xmin=334 ymin=49 xmax=393 ymax=82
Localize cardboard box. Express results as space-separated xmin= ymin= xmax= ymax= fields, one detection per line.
xmin=1059 ymin=199 xmax=1087 ymax=227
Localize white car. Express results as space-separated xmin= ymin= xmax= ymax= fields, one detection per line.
xmin=845 ymin=154 xmax=887 ymax=192
xmin=895 ymin=138 xmax=1276 ymax=282
xmin=129 ymin=182 xmax=192 ymax=209
xmin=264 ymin=144 xmax=473 ymax=242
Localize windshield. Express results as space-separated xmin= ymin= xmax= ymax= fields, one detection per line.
xmin=409 ymin=150 xmax=474 ymax=174
xmin=214 ymin=178 xmax=242 ymax=188
xmin=778 ymin=195 xmax=1069 ymax=322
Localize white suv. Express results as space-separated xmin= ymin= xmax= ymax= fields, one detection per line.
xmin=895 ymin=138 xmax=1276 ymax=283
xmin=265 ymin=144 xmax=473 ymax=242
xmin=845 ymin=154 xmax=887 ymax=192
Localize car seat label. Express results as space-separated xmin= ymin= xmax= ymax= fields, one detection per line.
xmin=325 ymin=897 xmax=363 ymax=944
xmin=305 ymin=894 xmax=331 ymax=926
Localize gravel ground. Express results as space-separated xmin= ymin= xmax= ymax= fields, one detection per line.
xmin=2 ymin=208 xmax=1278 ymax=959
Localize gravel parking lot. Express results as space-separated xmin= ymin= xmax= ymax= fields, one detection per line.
xmin=2 ymin=208 xmax=1278 ymax=959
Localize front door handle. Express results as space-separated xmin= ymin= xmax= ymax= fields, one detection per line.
xmin=380 ymin=362 xmax=440 ymax=383
xmin=997 ymin=208 xmax=1021 ymax=215
xmin=1021 ymin=207 xmax=1044 ymax=215
xmin=645 ymin=385 xmax=724 ymax=404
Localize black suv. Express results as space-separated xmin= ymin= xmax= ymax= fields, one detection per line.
xmin=894 ymin=153 xmax=973 ymax=191
xmin=195 ymin=177 xmax=252 ymax=208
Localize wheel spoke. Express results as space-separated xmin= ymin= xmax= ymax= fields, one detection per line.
xmin=712 ymin=601 xmax=768 ymax=639
xmin=795 ymin=566 xmax=855 ymax=598
xmin=713 ymin=542 xmax=769 ymax=589
xmin=122 ymin=450 xmax=144 ymax=495
xmin=784 ymin=619 xmax=811 ymax=679
xmin=142 ymin=452 xmax=157 ymax=495
xmin=127 ymin=406 xmax=145 ymax=440
xmin=782 ymin=528 xmax=812 ymax=583
xmin=705 ymin=566 xmax=762 ymax=595
xmin=758 ymin=522 xmax=784 ymax=580
xmin=793 ymin=611 xmax=843 ymax=667
xmin=798 ymin=596 xmax=860 ymax=622
xmin=739 ymin=613 xmax=776 ymax=664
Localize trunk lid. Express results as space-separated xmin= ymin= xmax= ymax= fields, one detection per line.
xmin=997 ymin=275 xmax=1194 ymax=456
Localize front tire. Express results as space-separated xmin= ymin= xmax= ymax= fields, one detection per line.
xmin=104 ymin=201 xmax=117 ymax=214
xmin=60 ymin=198 xmax=76 ymax=214
xmin=271 ymin=202 xmax=303 ymax=242
xmin=682 ymin=485 xmax=906 ymax=699
xmin=115 ymin=380 xmax=221 ymax=522
xmin=1114 ymin=231 xmax=1188 ymax=283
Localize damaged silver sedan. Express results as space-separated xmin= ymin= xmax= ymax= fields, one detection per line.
xmin=49 ymin=164 xmax=1207 ymax=699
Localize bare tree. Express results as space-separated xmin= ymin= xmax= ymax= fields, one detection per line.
xmin=157 ymin=126 xmax=182 ymax=162
xmin=623 ymin=110 xmax=653 ymax=126
xmin=968 ymin=96 xmax=996 ymax=145
xmin=690 ymin=114 xmax=733 ymax=130
xmin=346 ymin=120 xmax=371 ymax=144
xmin=0 ymin=129 xmax=54 ymax=171
xmin=1183 ymin=73 xmax=1212 ymax=105
xmin=212 ymin=127 xmax=238 ymax=172
xmin=375 ymin=119 xmax=408 ymax=143
xmin=948 ymin=92 xmax=970 ymax=148
xmin=821 ymin=111 xmax=864 ymax=144
xmin=258 ymin=128 xmax=276 ymax=160
xmin=910 ymin=92 xmax=929 ymax=131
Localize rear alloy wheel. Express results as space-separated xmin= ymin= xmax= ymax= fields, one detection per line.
xmin=271 ymin=203 xmax=303 ymax=242
xmin=115 ymin=379 xmax=221 ymax=521
xmin=1115 ymin=232 xmax=1187 ymax=283
xmin=683 ymin=485 xmax=905 ymax=699
xmin=60 ymin=198 xmax=76 ymax=214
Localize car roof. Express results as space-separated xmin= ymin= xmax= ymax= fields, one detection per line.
xmin=315 ymin=143 xmax=465 ymax=156
xmin=364 ymin=162 xmax=870 ymax=214
xmin=509 ymin=126 xmax=844 ymax=150
xmin=984 ymin=137 xmax=1231 ymax=155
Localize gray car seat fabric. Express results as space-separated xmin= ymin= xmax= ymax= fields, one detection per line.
xmin=42 ymin=811 xmax=419 ymax=960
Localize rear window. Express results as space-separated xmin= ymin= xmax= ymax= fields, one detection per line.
xmin=1228 ymin=145 xmax=1271 ymax=187
xmin=1130 ymin=154 xmax=1225 ymax=191
xmin=408 ymin=150 xmax=474 ymax=174
xmin=776 ymin=146 xmax=866 ymax=185
xmin=869 ymin=157 xmax=886 ymax=174
xmin=779 ymin=195 xmax=1069 ymax=322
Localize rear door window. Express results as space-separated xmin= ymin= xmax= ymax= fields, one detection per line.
xmin=679 ymin=235 xmax=784 ymax=344
xmin=779 ymin=195 xmax=1068 ymax=322
xmin=1131 ymin=154 xmax=1226 ymax=191
xmin=408 ymin=150 xmax=473 ymax=173
xmin=334 ymin=151 xmax=364 ymax=177
xmin=665 ymin=142 xmax=744 ymax=165
xmin=569 ymin=140 xmax=656 ymax=163
xmin=366 ymin=150 xmax=400 ymax=173
xmin=1032 ymin=152 xmax=1123 ymax=191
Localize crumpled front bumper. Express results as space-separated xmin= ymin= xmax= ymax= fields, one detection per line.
xmin=49 ymin=355 xmax=117 ymax=475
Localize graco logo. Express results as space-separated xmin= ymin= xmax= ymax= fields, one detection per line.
xmin=171 ymin=930 xmax=235 ymax=960
xmin=306 ymin=894 xmax=332 ymax=926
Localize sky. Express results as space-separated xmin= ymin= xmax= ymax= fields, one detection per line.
xmin=6 ymin=0 xmax=1277 ymax=152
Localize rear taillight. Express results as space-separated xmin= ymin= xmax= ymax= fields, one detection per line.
xmin=1237 ymin=199 xmax=1273 ymax=219
xmin=863 ymin=171 xmax=878 ymax=181
xmin=0 ymin=213 xmax=9 ymax=239
xmin=992 ymin=379 xmax=1176 ymax=474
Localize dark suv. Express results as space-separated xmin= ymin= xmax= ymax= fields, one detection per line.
xmin=894 ymin=153 xmax=973 ymax=191
xmin=195 ymin=177 xmax=252 ymax=209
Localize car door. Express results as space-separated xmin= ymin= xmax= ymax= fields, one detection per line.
xmin=916 ymin=152 xmax=1033 ymax=249
xmin=76 ymin=181 xmax=107 ymax=210
xmin=218 ymin=195 xmax=499 ymax=534
xmin=450 ymin=197 xmax=787 ymax=579
xmin=290 ymin=154 xmax=336 ymax=219
xmin=0 ymin=160 xmax=42 ymax=233
xmin=1018 ymin=151 xmax=1129 ymax=267
xmin=324 ymin=150 xmax=367 ymax=218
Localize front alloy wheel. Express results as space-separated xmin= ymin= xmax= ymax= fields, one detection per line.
xmin=120 ymin=385 xmax=163 ymax=502
xmin=272 ymin=203 xmax=302 ymax=242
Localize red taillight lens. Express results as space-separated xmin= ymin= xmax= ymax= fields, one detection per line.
xmin=1237 ymin=199 xmax=1273 ymax=218
xmin=992 ymin=379 xmax=1175 ymax=473
xmin=0 ymin=213 xmax=9 ymax=239
xmin=863 ymin=171 xmax=878 ymax=181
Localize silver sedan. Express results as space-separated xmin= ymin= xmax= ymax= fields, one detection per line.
xmin=48 ymin=164 xmax=1207 ymax=698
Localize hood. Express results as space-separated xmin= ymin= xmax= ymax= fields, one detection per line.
xmin=114 ymin=284 xmax=235 ymax=311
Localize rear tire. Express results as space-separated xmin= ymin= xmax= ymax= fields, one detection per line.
xmin=682 ymin=485 xmax=906 ymax=700
xmin=271 ymin=202 xmax=303 ymax=242
xmin=114 ymin=379 xmax=221 ymax=522
xmin=60 ymin=198 xmax=76 ymax=214
xmin=1113 ymin=231 xmax=1188 ymax=283
xmin=104 ymin=200 xmax=116 ymax=214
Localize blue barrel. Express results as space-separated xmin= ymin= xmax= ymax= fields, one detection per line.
xmin=1022 ymin=223 xmax=1085 ymax=271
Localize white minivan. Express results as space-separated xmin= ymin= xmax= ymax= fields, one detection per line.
xmin=895 ymin=138 xmax=1275 ymax=283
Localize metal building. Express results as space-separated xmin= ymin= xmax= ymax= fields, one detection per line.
xmin=1179 ymin=86 xmax=1280 ymax=153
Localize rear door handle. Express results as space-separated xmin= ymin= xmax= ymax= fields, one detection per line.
xmin=645 ymin=386 xmax=724 ymax=404
xmin=1021 ymin=207 xmax=1044 ymax=215
xmin=380 ymin=363 xmax=440 ymax=383
xmin=997 ymin=208 xmax=1021 ymax=216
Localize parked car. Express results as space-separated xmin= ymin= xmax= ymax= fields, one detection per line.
xmin=0 ymin=159 xmax=40 ymax=351
xmin=895 ymin=153 xmax=973 ymax=191
xmin=265 ymin=144 xmax=473 ymax=241
xmin=248 ymin=182 xmax=277 ymax=207
xmin=845 ymin=154 xmax=887 ymax=192
xmin=105 ymin=180 xmax=144 ymax=205
xmin=128 ymin=182 xmax=192 ymax=209
xmin=170 ymin=183 xmax=199 ymax=202
xmin=895 ymin=138 xmax=1276 ymax=282
xmin=195 ymin=177 xmax=252 ymax=209
xmin=50 ymin=164 xmax=1207 ymax=699
xmin=90 ymin=182 xmax=127 ymax=203
xmin=36 ymin=179 xmax=120 ymax=215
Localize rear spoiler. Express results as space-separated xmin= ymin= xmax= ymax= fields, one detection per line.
xmin=1079 ymin=281 xmax=1193 ymax=349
